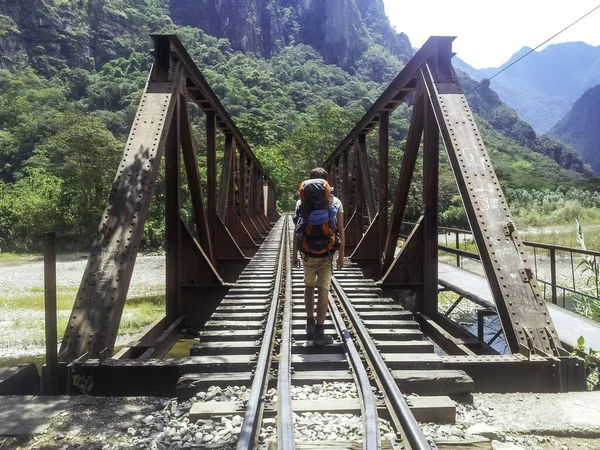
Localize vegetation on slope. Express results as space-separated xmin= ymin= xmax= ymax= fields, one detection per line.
xmin=550 ymin=84 xmax=600 ymax=176
xmin=0 ymin=0 xmax=598 ymax=254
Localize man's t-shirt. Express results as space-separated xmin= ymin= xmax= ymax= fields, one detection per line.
xmin=295 ymin=196 xmax=343 ymax=214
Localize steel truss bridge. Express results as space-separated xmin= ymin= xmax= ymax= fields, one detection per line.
xmin=10 ymin=33 xmax=595 ymax=450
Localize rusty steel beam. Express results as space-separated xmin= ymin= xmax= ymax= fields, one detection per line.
xmin=206 ymin=110 xmax=218 ymax=252
xmin=321 ymin=35 xmax=574 ymax=363
xmin=342 ymin=149 xmax=349 ymax=212
xmin=382 ymin=92 xmax=424 ymax=271
xmin=218 ymin=134 xmax=235 ymax=223
xmin=378 ymin=111 xmax=389 ymax=266
xmin=60 ymin=35 xmax=275 ymax=361
xmin=58 ymin=55 xmax=184 ymax=361
xmin=443 ymin=354 xmax=586 ymax=393
xmin=163 ymin=35 xmax=267 ymax=177
xmin=422 ymin=90 xmax=439 ymax=317
xmin=166 ymin=95 xmax=183 ymax=324
xmin=323 ymin=37 xmax=454 ymax=168
xmin=179 ymin=93 xmax=214 ymax=263
xmin=420 ymin=59 xmax=562 ymax=356
xmin=357 ymin=134 xmax=376 ymax=222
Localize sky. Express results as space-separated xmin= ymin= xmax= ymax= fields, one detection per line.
xmin=382 ymin=0 xmax=600 ymax=69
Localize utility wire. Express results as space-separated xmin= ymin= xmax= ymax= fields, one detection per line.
xmin=465 ymin=3 xmax=600 ymax=95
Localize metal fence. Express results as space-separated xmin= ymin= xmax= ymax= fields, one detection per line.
xmin=401 ymin=222 xmax=600 ymax=315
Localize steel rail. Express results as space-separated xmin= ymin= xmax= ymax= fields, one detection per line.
xmin=237 ymin=218 xmax=288 ymax=450
xmin=328 ymin=293 xmax=380 ymax=449
xmin=332 ymin=277 xmax=432 ymax=450
xmin=277 ymin=222 xmax=295 ymax=450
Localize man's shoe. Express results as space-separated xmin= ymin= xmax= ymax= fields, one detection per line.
xmin=306 ymin=321 xmax=315 ymax=340
xmin=313 ymin=330 xmax=334 ymax=346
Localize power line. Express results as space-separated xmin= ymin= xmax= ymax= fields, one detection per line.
xmin=465 ymin=3 xmax=600 ymax=95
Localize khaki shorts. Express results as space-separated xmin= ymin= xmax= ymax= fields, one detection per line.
xmin=303 ymin=257 xmax=333 ymax=290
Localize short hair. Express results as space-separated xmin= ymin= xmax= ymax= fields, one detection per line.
xmin=309 ymin=167 xmax=328 ymax=180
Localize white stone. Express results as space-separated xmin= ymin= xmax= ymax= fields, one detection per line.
xmin=143 ymin=415 xmax=156 ymax=426
xmin=491 ymin=441 xmax=526 ymax=450
xmin=466 ymin=423 xmax=503 ymax=441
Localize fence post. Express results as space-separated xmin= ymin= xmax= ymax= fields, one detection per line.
xmin=44 ymin=232 xmax=58 ymax=394
xmin=550 ymin=248 xmax=557 ymax=305
xmin=456 ymin=232 xmax=461 ymax=267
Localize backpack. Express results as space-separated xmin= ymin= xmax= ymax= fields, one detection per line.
xmin=293 ymin=179 xmax=340 ymax=259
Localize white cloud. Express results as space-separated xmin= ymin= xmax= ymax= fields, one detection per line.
xmin=382 ymin=0 xmax=600 ymax=68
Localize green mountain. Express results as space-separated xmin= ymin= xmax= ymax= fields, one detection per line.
xmin=549 ymin=85 xmax=600 ymax=175
xmin=458 ymin=71 xmax=589 ymax=175
xmin=454 ymin=42 xmax=600 ymax=133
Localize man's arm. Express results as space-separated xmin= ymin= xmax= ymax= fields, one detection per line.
xmin=336 ymin=211 xmax=345 ymax=269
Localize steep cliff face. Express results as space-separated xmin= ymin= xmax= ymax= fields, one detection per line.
xmin=169 ymin=0 xmax=283 ymax=58
xmin=0 ymin=0 xmax=169 ymax=76
xmin=355 ymin=0 xmax=411 ymax=62
xmin=169 ymin=0 xmax=411 ymax=68
xmin=0 ymin=0 xmax=93 ymax=74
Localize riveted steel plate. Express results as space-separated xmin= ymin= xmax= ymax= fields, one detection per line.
xmin=421 ymin=65 xmax=559 ymax=355
xmin=59 ymin=70 xmax=183 ymax=361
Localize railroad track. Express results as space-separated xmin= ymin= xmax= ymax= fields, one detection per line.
xmin=178 ymin=216 xmax=473 ymax=449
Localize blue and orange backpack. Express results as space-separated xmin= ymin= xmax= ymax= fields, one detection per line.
xmin=293 ymin=179 xmax=340 ymax=259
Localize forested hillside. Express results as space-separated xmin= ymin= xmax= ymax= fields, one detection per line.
xmin=550 ymin=85 xmax=600 ymax=175
xmin=455 ymin=42 xmax=600 ymax=134
xmin=0 ymin=0 xmax=598 ymax=253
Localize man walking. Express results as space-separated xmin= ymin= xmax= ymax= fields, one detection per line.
xmin=292 ymin=167 xmax=345 ymax=346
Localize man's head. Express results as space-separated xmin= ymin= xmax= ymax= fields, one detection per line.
xmin=309 ymin=167 xmax=328 ymax=180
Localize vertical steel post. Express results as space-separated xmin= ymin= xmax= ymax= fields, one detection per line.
xmin=378 ymin=111 xmax=389 ymax=267
xmin=343 ymin=149 xmax=349 ymax=212
xmin=550 ymin=248 xmax=557 ymax=305
xmin=218 ymin=134 xmax=235 ymax=224
xmin=354 ymin=141 xmax=364 ymax=236
xmin=166 ymin=97 xmax=182 ymax=324
xmin=239 ymin=152 xmax=247 ymax=217
xmin=382 ymin=93 xmax=424 ymax=271
xmin=206 ymin=111 xmax=217 ymax=252
xmin=44 ymin=232 xmax=58 ymax=394
xmin=358 ymin=134 xmax=376 ymax=222
xmin=180 ymin=94 xmax=214 ymax=263
xmin=423 ymin=98 xmax=439 ymax=316
xmin=456 ymin=232 xmax=461 ymax=267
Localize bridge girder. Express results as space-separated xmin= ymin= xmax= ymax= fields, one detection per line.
xmin=59 ymin=35 xmax=278 ymax=362
xmin=322 ymin=36 xmax=571 ymax=361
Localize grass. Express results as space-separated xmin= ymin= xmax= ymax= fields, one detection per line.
xmin=0 ymin=354 xmax=46 ymax=373
xmin=0 ymin=286 xmax=79 ymax=310
xmin=167 ymin=339 xmax=198 ymax=359
xmin=436 ymin=223 xmax=600 ymax=256
xmin=0 ymin=252 xmax=42 ymax=267
xmin=519 ymin=225 xmax=600 ymax=250
xmin=0 ymin=294 xmax=166 ymax=370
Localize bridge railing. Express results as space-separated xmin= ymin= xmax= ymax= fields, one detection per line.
xmin=400 ymin=221 xmax=600 ymax=314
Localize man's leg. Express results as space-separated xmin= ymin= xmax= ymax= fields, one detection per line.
xmin=304 ymin=285 xmax=315 ymax=318
xmin=303 ymin=259 xmax=318 ymax=338
xmin=313 ymin=259 xmax=334 ymax=346
xmin=315 ymin=287 xmax=328 ymax=325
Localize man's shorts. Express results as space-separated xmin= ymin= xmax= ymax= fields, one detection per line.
xmin=303 ymin=256 xmax=333 ymax=290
